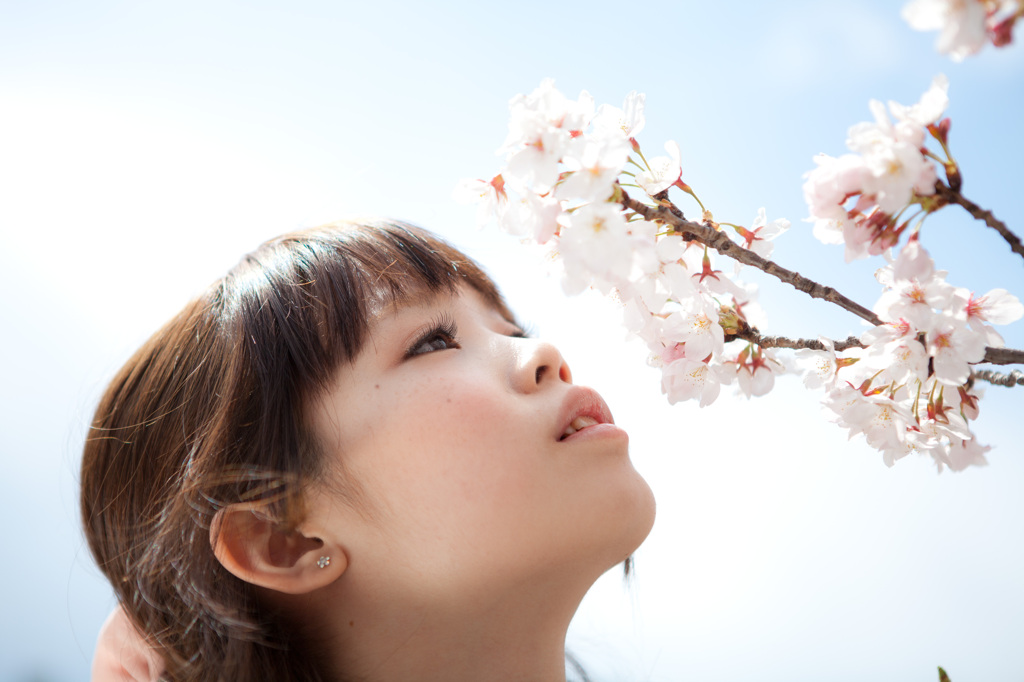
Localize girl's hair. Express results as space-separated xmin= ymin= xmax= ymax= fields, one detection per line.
xmin=80 ymin=220 xmax=510 ymax=682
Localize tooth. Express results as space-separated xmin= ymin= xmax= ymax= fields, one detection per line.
xmin=571 ymin=416 xmax=599 ymax=430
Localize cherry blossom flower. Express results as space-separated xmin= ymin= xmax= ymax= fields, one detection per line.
xmin=847 ymin=102 xmax=938 ymax=214
xmin=825 ymin=386 xmax=918 ymax=466
xmin=557 ymin=203 xmax=634 ymax=293
xmin=952 ymin=286 xmax=1024 ymax=346
xmin=946 ymin=436 xmax=991 ymax=471
xmin=862 ymin=335 xmax=930 ymax=386
xmin=927 ymin=320 xmax=988 ymax=385
xmin=874 ymin=243 xmax=956 ymax=329
xmin=805 ymin=77 xmax=950 ymax=260
xmin=556 ymin=136 xmax=630 ymax=203
xmin=592 ymin=90 xmax=645 ymax=142
xmin=636 ymin=140 xmax=682 ymax=196
xmin=793 ymin=337 xmax=847 ymax=390
xmin=453 ymin=174 xmax=508 ymax=229
xmin=732 ymin=207 xmax=790 ymax=261
xmin=889 ymin=75 xmax=950 ymax=129
xmin=804 ymin=153 xmax=868 ymax=223
xmin=730 ymin=345 xmax=778 ymax=398
xmin=902 ymin=0 xmax=991 ymax=60
xmin=501 ymin=191 xmax=562 ymax=243
xmin=659 ymin=298 xmax=725 ymax=361
xmin=658 ymin=356 xmax=726 ymax=407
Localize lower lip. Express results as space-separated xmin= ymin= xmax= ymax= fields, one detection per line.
xmin=560 ymin=423 xmax=628 ymax=443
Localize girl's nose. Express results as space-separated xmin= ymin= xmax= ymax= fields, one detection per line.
xmin=513 ymin=338 xmax=572 ymax=393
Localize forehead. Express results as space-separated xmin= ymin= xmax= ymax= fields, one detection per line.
xmin=368 ymin=283 xmax=519 ymax=333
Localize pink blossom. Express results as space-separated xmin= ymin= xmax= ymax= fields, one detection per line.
xmin=946 ymin=437 xmax=990 ymax=471
xmin=927 ymin=320 xmax=988 ymax=385
xmin=803 ymin=153 xmax=868 ymax=224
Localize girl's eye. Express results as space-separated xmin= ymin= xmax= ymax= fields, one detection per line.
xmin=406 ymin=315 xmax=460 ymax=358
xmin=409 ymin=332 xmax=459 ymax=356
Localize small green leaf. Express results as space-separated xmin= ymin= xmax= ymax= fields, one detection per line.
xmin=938 ymin=666 xmax=951 ymax=682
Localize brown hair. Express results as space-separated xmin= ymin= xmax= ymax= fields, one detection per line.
xmin=80 ymin=220 xmax=510 ymax=681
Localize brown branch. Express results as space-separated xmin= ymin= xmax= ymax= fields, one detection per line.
xmin=972 ymin=368 xmax=1024 ymax=387
xmin=933 ymin=180 xmax=1024 ymax=262
xmin=727 ymin=327 xmax=864 ymax=352
xmin=620 ymin=190 xmax=885 ymax=327
xmin=728 ymin=327 xmax=1023 ymax=367
xmin=983 ymin=347 xmax=1024 ymax=364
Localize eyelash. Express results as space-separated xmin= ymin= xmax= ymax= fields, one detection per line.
xmin=512 ymin=322 xmax=535 ymax=339
xmin=406 ymin=314 xmax=460 ymax=358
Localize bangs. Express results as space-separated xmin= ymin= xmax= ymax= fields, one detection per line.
xmin=216 ymin=219 xmax=510 ymax=401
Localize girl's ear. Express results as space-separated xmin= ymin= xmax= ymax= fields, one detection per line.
xmin=210 ymin=504 xmax=347 ymax=594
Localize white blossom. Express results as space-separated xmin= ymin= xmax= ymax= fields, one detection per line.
xmin=636 ymin=140 xmax=682 ymax=196
xmin=902 ymin=0 xmax=989 ymax=60
xmin=592 ymin=91 xmax=645 ymax=142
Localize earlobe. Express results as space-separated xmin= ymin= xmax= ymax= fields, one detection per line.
xmin=211 ymin=504 xmax=347 ymax=594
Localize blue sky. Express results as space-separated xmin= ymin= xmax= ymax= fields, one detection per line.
xmin=2 ymin=2 xmax=1023 ymax=680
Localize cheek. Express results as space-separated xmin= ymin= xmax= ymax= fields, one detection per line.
xmin=365 ymin=379 xmax=550 ymax=533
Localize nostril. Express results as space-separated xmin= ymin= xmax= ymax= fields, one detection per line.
xmin=535 ymin=365 xmax=547 ymax=384
xmin=559 ymin=363 xmax=572 ymax=383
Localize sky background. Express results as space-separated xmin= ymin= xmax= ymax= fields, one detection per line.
xmin=1 ymin=1 xmax=1023 ymax=680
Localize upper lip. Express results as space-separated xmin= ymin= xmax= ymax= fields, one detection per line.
xmin=555 ymin=386 xmax=614 ymax=441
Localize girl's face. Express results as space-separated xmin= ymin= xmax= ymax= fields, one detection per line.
xmin=306 ymin=285 xmax=655 ymax=606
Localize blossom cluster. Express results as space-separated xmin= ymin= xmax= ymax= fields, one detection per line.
xmin=455 ymin=80 xmax=790 ymax=412
xmin=903 ymin=0 xmax=1022 ymax=60
xmin=804 ymin=74 xmax=950 ymax=262
xmin=797 ymin=75 xmax=1023 ymax=469
xmin=457 ymin=79 xmax=1020 ymax=470
xmin=794 ymin=239 xmax=1022 ymax=470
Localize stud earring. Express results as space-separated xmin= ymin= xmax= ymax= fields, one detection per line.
xmin=316 ymin=556 xmax=331 ymax=569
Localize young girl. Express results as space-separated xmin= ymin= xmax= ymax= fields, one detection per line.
xmin=82 ymin=219 xmax=656 ymax=681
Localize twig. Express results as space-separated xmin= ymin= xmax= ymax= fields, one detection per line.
xmin=620 ymin=191 xmax=886 ymax=327
xmin=983 ymin=347 xmax=1024 ymax=365
xmin=933 ymin=180 xmax=1024 ymax=262
xmin=972 ymin=368 xmax=1024 ymax=387
xmin=728 ymin=328 xmax=1021 ymax=388
xmin=729 ymin=330 xmax=1023 ymax=366
xmin=728 ymin=327 xmax=864 ymax=352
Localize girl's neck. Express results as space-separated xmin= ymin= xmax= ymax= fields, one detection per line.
xmin=298 ymin=573 xmax=586 ymax=682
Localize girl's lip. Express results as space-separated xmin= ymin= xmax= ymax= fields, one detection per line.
xmin=555 ymin=386 xmax=616 ymax=442
xmin=559 ymin=422 xmax=627 ymax=444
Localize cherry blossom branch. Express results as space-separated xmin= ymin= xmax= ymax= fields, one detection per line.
xmin=727 ymin=325 xmax=864 ymax=353
xmin=972 ymin=368 xmax=1024 ymax=388
xmin=620 ymin=190 xmax=885 ymax=327
xmin=933 ymin=180 xmax=1024 ymax=262
xmin=730 ymin=322 xmax=1022 ymax=365
xmin=729 ymin=326 xmax=1022 ymax=387
xmin=981 ymin=346 xmax=1024 ymax=365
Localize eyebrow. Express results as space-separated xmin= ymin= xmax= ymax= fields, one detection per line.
xmin=378 ymin=284 xmax=525 ymax=332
